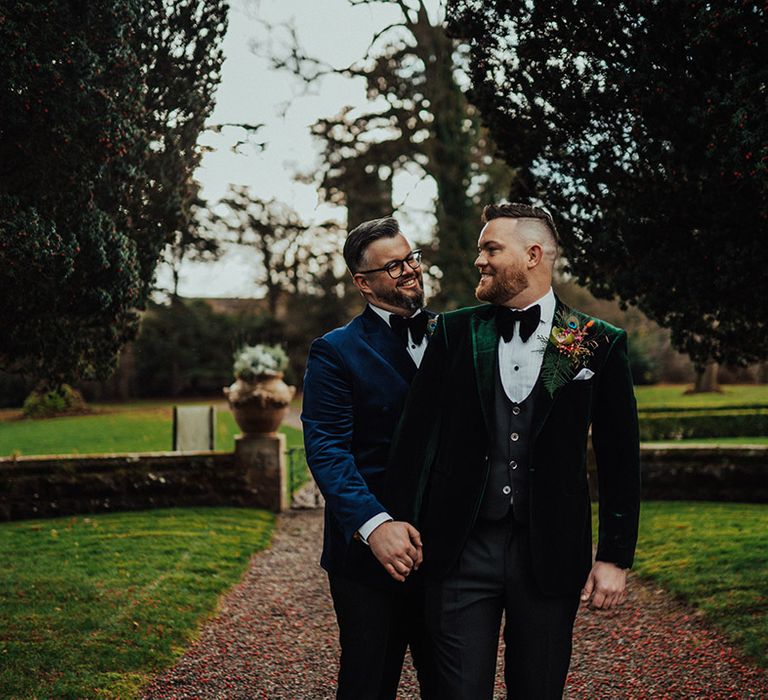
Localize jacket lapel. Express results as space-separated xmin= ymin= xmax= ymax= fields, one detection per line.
xmin=360 ymin=305 xmax=418 ymax=383
xmin=530 ymin=297 xmax=570 ymax=439
xmin=470 ymin=306 xmax=498 ymax=434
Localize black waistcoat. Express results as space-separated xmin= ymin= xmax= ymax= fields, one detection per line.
xmin=477 ymin=363 xmax=537 ymax=523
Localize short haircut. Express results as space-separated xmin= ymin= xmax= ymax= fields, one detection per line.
xmin=481 ymin=202 xmax=560 ymax=245
xmin=482 ymin=202 xmax=560 ymax=266
xmin=343 ymin=216 xmax=400 ymax=273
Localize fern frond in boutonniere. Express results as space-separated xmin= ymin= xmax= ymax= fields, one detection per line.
xmin=538 ymin=310 xmax=604 ymax=396
xmin=426 ymin=315 xmax=439 ymax=338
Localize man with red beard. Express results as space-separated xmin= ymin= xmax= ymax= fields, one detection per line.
xmin=302 ymin=216 xmax=437 ymax=699
xmin=386 ymin=203 xmax=640 ymax=699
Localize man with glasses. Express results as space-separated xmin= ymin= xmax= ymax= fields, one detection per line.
xmin=302 ymin=216 xmax=437 ymax=699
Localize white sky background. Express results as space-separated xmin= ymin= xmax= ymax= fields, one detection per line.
xmin=156 ymin=0 xmax=442 ymax=298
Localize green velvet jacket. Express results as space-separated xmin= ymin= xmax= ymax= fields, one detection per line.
xmin=385 ymin=300 xmax=641 ymax=597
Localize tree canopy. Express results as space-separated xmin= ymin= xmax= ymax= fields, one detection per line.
xmin=0 ymin=0 xmax=228 ymax=387
xmin=448 ymin=0 xmax=767 ymax=369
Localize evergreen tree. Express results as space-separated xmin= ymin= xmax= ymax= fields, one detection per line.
xmin=448 ymin=0 xmax=767 ymax=378
xmin=0 ymin=0 xmax=228 ymax=388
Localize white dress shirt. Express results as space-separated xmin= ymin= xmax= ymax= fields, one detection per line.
xmin=358 ymin=304 xmax=429 ymax=543
xmin=498 ymin=288 xmax=556 ymax=403
xmin=367 ymin=303 xmax=428 ymax=367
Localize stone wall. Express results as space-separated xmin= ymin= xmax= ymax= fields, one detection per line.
xmin=0 ymin=434 xmax=289 ymax=521
xmin=586 ymin=444 xmax=768 ymax=503
xmin=638 ymin=444 xmax=768 ymax=502
xmin=0 ymin=443 xmax=764 ymax=522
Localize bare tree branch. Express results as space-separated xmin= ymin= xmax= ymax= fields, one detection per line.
xmin=365 ymin=21 xmax=409 ymax=56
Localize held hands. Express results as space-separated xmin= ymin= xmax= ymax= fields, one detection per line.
xmin=580 ymin=561 xmax=628 ymax=610
xmin=367 ymin=521 xmax=423 ymax=583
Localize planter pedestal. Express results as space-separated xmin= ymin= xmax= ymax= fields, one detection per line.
xmin=234 ymin=432 xmax=289 ymax=512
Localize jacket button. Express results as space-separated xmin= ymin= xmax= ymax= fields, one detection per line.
xmin=510 ymin=432 xmax=519 ymax=441
xmin=502 ymin=485 xmax=511 ymax=495
xmin=512 ymin=406 xmax=521 ymax=416
xmin=509 ymin=460 xmax=518 ymax=470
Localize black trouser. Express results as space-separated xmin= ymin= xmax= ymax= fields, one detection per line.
xmin=424 ymin=517 xmax=580 ymax=699
xmin=328 ymin=572 xmax=437 ymax=700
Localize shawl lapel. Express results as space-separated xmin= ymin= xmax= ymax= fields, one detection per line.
xmin=530 ymin=297 xmax=570 ymax=439
xmin=471 ymin=297 xmax=571 ymax=439
xmin=470 ymin=306 xmax=498 ymax=435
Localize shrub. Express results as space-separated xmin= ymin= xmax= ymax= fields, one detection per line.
xmin=639 ymin=410 xmax=768 ymax=441
xmin=22 ymin=384 xmax=88 ymax=418
xmin=232 ymin=344 xmax=289 ymax=381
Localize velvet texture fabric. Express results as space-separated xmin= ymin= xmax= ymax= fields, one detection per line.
xmin=386 ymin=300 xmax=641 ymax=597
xmin=302 ymin=305 xmax=436 ymax=589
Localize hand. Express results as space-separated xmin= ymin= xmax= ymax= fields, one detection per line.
xmin=367 ymin=521 xmax=423 ymax=583
xmin=580 ymin=561 xmax=628 ymax=610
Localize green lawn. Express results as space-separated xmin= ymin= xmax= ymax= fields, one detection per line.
xmin=4 ymin=391 xmax=766 ymax=455
xmin=633 ymin=501 xmax=768 ymax=668
xmin=1 ymin=502 xmax=763 ymax=700
xmin=635 ymin=384 xmax=768 ymax=410
xmin=0 ymin=394 xmax=765 ymax=682
xmin=0 ymin=507 xmax=274 ymax=700
xmin=634 ymin=385 xmax=768 ymax=444
xmin=0 ymin=402 xmax=303 ymax=457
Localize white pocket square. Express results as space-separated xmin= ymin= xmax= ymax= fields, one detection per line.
xmin=573 ymin=368 xmax=595 ymax=381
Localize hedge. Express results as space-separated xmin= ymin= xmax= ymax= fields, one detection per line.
xmin=639 ymin=409 xmax=768 ymax=441
xmin=639 ymin=403 xmax=768 ymax=414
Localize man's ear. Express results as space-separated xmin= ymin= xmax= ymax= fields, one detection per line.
xmin=352 ymin=273 xmax=370 ymax=294
xmin=527 ymin=243 xmax=544 ymax=268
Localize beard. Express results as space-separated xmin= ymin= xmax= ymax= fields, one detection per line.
xmin=475 ymin=264 xmax=529 ymax=305
xmin=376 ymin=272 xmax=425 ymax=313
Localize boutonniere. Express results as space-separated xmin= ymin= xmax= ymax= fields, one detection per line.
xmin=538 ymin=310 xmax=604 ymax=396
xmin=426 ymin=315 xmax=439 ymax=338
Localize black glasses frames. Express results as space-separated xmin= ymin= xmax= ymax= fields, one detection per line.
xmin=357 ymin=249 xmax=423 ymax=279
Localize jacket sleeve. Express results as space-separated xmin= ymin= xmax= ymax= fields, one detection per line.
xmin=385 ymin=314 xmax=448 ymax=524
xmin=301 ymin=336 xmax=386 ymax=543
xmin=591 ymin=329 xmax=641 ymax=569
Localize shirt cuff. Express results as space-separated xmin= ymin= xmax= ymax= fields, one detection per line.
xmin=357 ymin=512 xmax=393 ymax=545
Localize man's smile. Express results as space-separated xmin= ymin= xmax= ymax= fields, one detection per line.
xmin=398 ymin=276 xmax=420 ymax=289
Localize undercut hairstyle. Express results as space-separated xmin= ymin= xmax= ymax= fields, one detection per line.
xmin=482 ymin=202 xmax=560 ymax=264
xmin=343 ymin=216 xmax=400 ymax=273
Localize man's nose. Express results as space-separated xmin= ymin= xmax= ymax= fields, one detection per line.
xmin=475 ymin=253 xmax=486 ymax=268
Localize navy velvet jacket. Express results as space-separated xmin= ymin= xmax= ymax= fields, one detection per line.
xmin=301 ymin=304 xmax=435 ymax=587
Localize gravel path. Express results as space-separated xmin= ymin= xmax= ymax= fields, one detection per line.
xmin=141 ymin=507 xmax=767 ymax=700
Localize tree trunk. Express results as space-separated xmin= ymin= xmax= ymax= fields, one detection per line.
xmin=687 ymin=361 xmax=722 ymax=393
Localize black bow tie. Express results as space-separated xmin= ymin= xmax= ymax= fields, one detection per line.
xmin=390 ymin=312 xmax=428 ymax=346
xmin=496 ymin=305 xmax=541 ymax=343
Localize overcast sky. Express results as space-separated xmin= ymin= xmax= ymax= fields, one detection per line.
xmin=158 ymin=0 xmax=442 ymax=298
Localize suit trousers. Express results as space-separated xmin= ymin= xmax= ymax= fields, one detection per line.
xmin=328 ymin=572 xmax=437 ymax=700
xmin=424 ymin=516 xmax=580 ymax=699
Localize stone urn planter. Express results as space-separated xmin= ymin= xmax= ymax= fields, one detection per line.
xmin=224 ymin=373 xmax=296 ymax=436
xmin=225 ymin=344 xmax=295 ymax=436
